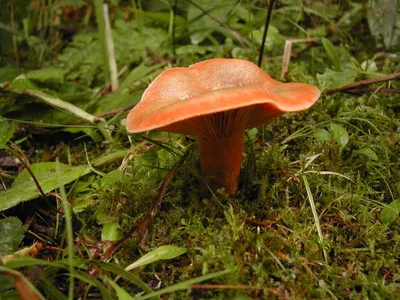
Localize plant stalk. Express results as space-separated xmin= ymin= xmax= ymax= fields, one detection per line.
xmin=258 ymin=0 xmax=276 ymax=67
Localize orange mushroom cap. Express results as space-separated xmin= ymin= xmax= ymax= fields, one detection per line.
xmin=126 ymin=58 xmax=320 ymax=139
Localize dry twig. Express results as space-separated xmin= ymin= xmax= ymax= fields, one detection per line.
xmin=7 ymin=141 xmax=46 ymax=199
xmin=281 ymin=38 xmax=320 ymax=79
xmin=326 ymin=72 xmax=400 ymax=94
xmin=344 ymin=88 xmax=400 ymax=95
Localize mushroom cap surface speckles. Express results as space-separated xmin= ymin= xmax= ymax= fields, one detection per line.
xmin=126 ymin=58 xmax=320 ymax=135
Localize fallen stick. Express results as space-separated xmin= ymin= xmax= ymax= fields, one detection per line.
xmin=344 ymin=88 xmax=400 ymax=95
xmin=326 ymin=72 xmax=400 ymax=94
xmin=280 ymin=38 xmax=320 ymax=79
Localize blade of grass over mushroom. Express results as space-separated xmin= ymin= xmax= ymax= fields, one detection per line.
xmin=135 ymin=268 xmax=236 ymax=300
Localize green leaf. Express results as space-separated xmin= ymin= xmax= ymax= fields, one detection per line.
xmin=176 ymin=45 xmax=206 ymax=55
xmin=313 ymin=128 xmax=332 ymax=143
xmin=107 ymin=280 xmax=134 ymax=300
xmin=51 ymin=0 xmax=86 ymax=9
xmin=0 ymin=66 xmax=21 ymax=82
xmin=102 ymin=223 xmax=120 ymax=241
xmin=142 ymin=148 xmax=159 ymax=165
xmin=330 ymin=123 xmax=349 ymax=149
xmin=92 ymin=63 xmax=163 ymax=113
xmin=187 ymin=0 xmax=236 ymax=44
xmin=317 ymin=68 xmax=358 ymax=90
xmin=142 ymin=11 xmax=186 ymax=27
xmin=247 ymin=128 xmax=258 ymax=140
xmin=0 ymin=162 xmax=91 ymax=211
xmin=0 ymin=273 xmax=14 ymax=292
xmin=9 ymin=74 xmax=40 ymax=91
xmin=92 ymin=150 xmax=129 ymax=168
xmin=125 ymin=245 xmax=187 ymax=271
xmin=355 ymin=148 xmax=378 ymax=161
xmin=72 ymin=195 xmax=95 ymax=213
xmin=102 ymin=170 xmax=124 ymax=186
xmin=41 ymin=278 xmax=69 ymax=300
xmin=26 ymin=68 xmax=65 ymax=84
xmin=0 ymin=267 xmax=45 ymax=299
xmin=321 ymin=37 xmax=341 ymax=71
xmin=367 ymin=0 xmax=400 ymax=49
xmin=0 ymin=217 xmax=28 ymax=255
xmin=379 ymin=199 xmax=400 ymax=225
xmin=0 ymin=116 xmax=15 ymax=149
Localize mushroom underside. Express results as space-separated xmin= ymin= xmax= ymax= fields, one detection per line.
xmin=161 ymin=104 xmax=283 ymax=140
xmin=159 ymin=106 xmax=284 ymax=193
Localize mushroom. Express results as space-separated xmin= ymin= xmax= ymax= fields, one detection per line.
xmin=126 ymin=58 xmax=320 ymax=194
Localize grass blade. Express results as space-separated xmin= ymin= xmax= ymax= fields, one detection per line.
xmin=321 ymin=37 xmax=341 ymax=71
xmin=302 ymin=175 xmax=328 ymax=264
xmin=136 ymin=268 xmax=235 ymax=300
xmin=56 ymin=158 xmax=74 ymax=300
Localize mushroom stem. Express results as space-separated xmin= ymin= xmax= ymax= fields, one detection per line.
xmin=197 ymin=134 xmax=244 ymax=194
